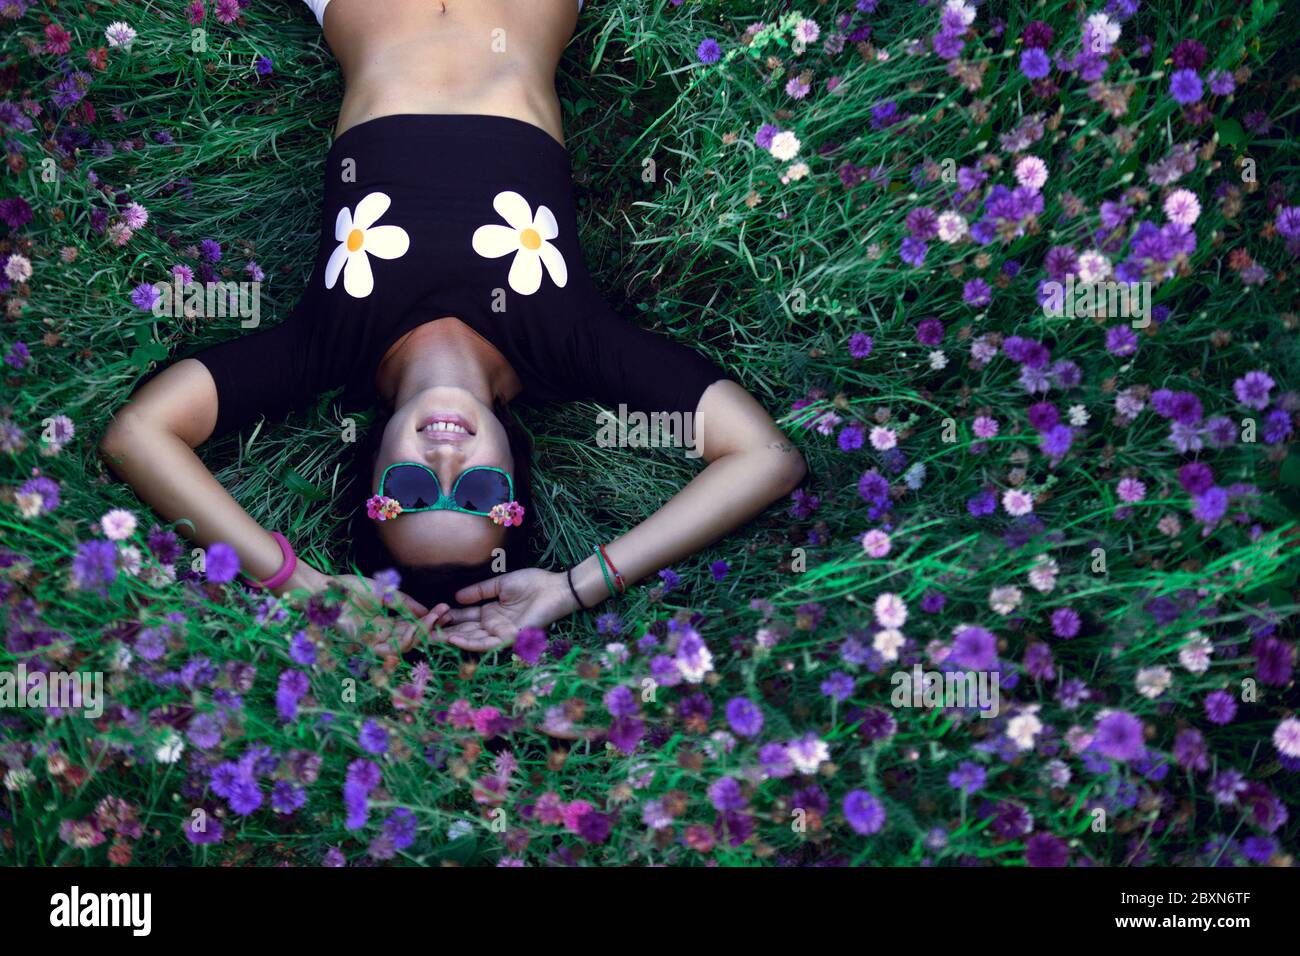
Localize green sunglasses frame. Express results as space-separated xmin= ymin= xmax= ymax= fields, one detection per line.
xmin=377 ymin=463 xmax=515 ymax=517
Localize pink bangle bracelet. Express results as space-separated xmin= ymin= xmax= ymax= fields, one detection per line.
xmin=246 ymin=531 xmax=297 ymax=591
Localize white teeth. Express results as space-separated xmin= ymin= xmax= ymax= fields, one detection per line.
xmin=422 ymin=421 xmax=468 ymax=434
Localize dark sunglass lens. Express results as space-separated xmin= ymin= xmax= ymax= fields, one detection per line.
xmin=455 ymin=469 xmax=511 ymax=513
xmin=384 ymin=465 xmax=440 ymax=509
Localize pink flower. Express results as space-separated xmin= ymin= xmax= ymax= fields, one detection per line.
xmin=869 ymin=426 xmax=897 ymax=451
xmin=861 ymin=529 xmax=891 ymax=558
xmin=488 ymin=501 xmax=525 ymax=527
xmin=1002 ymin=488 xmax=1034 ymax=516
xmin=366 ymin=495 xmax=402 ymax=521
xmin=1116 ymin=477 xmax=1147 ymax=503
xmin=1163 ymin=188 xmax=1201 ymax=226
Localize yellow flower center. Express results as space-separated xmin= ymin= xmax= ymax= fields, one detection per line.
xmin=520 ymin=228 xmax=542 ymax=250
xmin=347 ymin=228 xmax=365 ymax=252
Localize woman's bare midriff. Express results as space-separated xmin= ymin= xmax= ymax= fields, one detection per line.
xmin=323 ymin=0 xmax=577 ymax=147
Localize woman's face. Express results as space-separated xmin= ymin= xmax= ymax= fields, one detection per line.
xmin=373 ymin=386 xmax=512 ymax=567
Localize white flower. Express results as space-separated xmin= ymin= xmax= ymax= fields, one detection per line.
xmin=936 ymin=211 xmax=968 ymax=242
xmin=928 ymin=350 xmax=948 ymax=370
xmin=1085 ymin=13 xmax=1120 ymax=54
xmin=861 ymin=529 xmax=891 ymax=557
xmin=1274 ymin=716 xmax=1300 ymax=759
xmin=5 ymin=253 xmax=32 ymax=283
xmin=4 ymin=768 xmax=34 ymax=791
xmin=945 ymin=0 xmax=977 ymax=27
xmin=874 ymin=592 xmax=908 ymax=629
xmin=1163 ymin=188 xmax=1201 ymax=226
xmin=989 ymin=585 xmax=1023 ymax=616
xmin=1002 ymin=488 xmax=1034 ymax=516
xmin=1014 ymin=156 xmax=1048 ymax=191
xmin=873 ymin=627 xmax=905 ymax=662
xmin=1028 ymin=556 xmax=1058 ymax=593
xmin=1067 ymin=404 xmax=1090 ymax=427
xmin=14 ymin=492 xmax=43 ymax=518
xmin=472 ymin=190 xmax=568 ymax=296
xmin=446 ymin=819 xmax=475 ymax=840
xmin=117 ymin=545 xmax=143 ymax=577
xmin=794 ymin=18 xmax=820 ymax=44
xmin=869 ymin=426 xmax=897 ymax=450
xmin=781 ymin=161 xmax=810 ymax=184
xmin=155 ymin=732 xmax=185 ymax=764
xmin=1076 ymin=249 xmax=1112 ymax=284
xmin=325 ymin=192 xmax=410 ymax=298
xmin=1178 ymin=631 xmax=1213 ymax=674
xmin=100 ymin=508 xmax=137 ymax=541
xmin=1136 ymin=665 xmax=1173 ymax=700
xmin=769 ymin=130 xmax=801 ymax=161
xmin=105 ymin=21 xmax=137 ymax=49
xmin=788 ymin=734 xmax=830 ymax=774
xmin=1007 ymin=707 xmax=1043 ymax=751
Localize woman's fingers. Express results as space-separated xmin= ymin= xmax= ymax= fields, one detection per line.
xmin=453 ymin=575 xmax=504 ymax=606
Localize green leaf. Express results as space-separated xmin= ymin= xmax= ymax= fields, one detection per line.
xmin=1213 ymin=117 xmax=1247 ymax=149
xmin=1280 ymin=453 xmax=1300 ymax=488
xmin=278 ymin=466 xmax=328 ymax=502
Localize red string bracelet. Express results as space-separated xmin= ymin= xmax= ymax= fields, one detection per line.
xmin=597 ymin=543 xmax=625 ymax=593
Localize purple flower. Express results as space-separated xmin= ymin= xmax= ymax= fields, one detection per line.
xmin=130 ymin=282 xmax=160 ymax=311
xmin=950 ymin=626 xmax=997 ymax=670
xmin=1051 ymin=607 xmax=1081 ymax=639
xmin=254 ymin=55 xmax=273 ymax=76
xmin=947 ymin=761 xmax=986 ymax=795
xmin=726 ymin=697 xmax=764 ymax=736
xmin=708 ymin=776 xmax=747 ymax=812
xmin=276 ymin=669 xmax=309 ymax=722
xmin=271 ymin=780 xmax=306 ymax=814
xmin=1233 ymin=370 xmax=1274 ymax=410
xmin=1105 ymin=325 xmax=1138 ymax=356
xmin=204 ymin=542 xmax=240 ymax=583
xmin=71 ymin=540 xmax=118 ymax=594
xmin=838 ymin=423 xmax=865 ymax=452
xmin=843 ymin=790 xmax=886 ymax=835
xmin=696 ymin=38 xmax=721 ymax=64
xmin=1191 ymin=486 xmax=1228 ymax=523
xmin=607 ymin=715 xmax=643 ymax=753
xmin=916 ymin=318 xmax=944 ymax=345
xmin=1177 ymin=461 xmax=1214 ymax=495
xmin=1020 ymin=48 xmax=1051 ymax=79
xmin=962 ymin=279 xmax=991 ymax=307
xmin=1041 ymin=424 xmax=1073 ymax=457
xmin=848 ymin=332 xmax=874 ymax=358
xmin=1091 ymin=711 xmax=1145 ymax=761
xmin=1025 ymin=832 xmax=1070 ymax=867
xmin=200 ymin=238 xmax=222 ymax=262
xmin=1169 ymin=69 xmax=1203 ymax=105
xmin=513 ymin=626 xmax=546 ymax=664
xmin=359 ymin=720 xmax=388 ymax=755
xmin=755 ymin=124 xmax=779 ymax=150
xmin=900 ymin=236 xmax=928 ymax=267
xmin=709 ymin=560 xmax=729 ymax=582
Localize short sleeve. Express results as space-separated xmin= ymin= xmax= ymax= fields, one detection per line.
xmin=560 ymin=312 xmax=730 ymax=418
xmin=172 ymin=313 xmax=344 ymax=439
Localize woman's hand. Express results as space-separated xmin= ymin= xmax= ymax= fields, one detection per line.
xmin=330 ymin=574 xmax=449 ymax=656
xmin=433 ymin=568 xmax=576 ymax=653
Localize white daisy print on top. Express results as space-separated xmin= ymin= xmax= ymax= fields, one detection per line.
xmin=325 ymin=192 xmax=410 ymax=298
xmin=471 ymin=190 xmax=568 ymax=295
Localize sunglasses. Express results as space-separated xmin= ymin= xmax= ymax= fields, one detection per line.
xmin=376 ymin=463 xmax=514 ymax=517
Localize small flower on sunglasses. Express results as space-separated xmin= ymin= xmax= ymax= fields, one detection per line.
xmin=488 ymin=501 xmax=526 ymax=527
xmin=366 ymin=495 xmax=403 ymax=521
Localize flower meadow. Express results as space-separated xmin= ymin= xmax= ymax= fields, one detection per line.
xmin=2 ymin=0 xmax=1299 ymax=868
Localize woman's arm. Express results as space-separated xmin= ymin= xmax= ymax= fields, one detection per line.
xmin=100 ymin=359 xmax=443 ymax=650
xmin=99 ymin=359 xmax=319 ymax=590
xmin=440 ymin=380 xmax=806 ymax=649
xmin=565 ymin=379 xmax=806 ymax=606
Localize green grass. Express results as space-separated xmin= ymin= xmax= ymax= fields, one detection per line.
xmin=1 ymin=0 xmax=1299 ymax=866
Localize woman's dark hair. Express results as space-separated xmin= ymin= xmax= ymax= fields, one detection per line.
xmin=346 ymin=397 xmax=538 ymax=608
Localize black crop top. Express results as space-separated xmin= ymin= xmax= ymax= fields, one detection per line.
xmin=155 ymin=114 xmax=728 ymax=440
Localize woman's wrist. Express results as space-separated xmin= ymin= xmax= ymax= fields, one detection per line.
xmin=566 ymin=554 xmax=610 ymax=613
xmin=276 ymin=561 xmax=329 ymax=598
